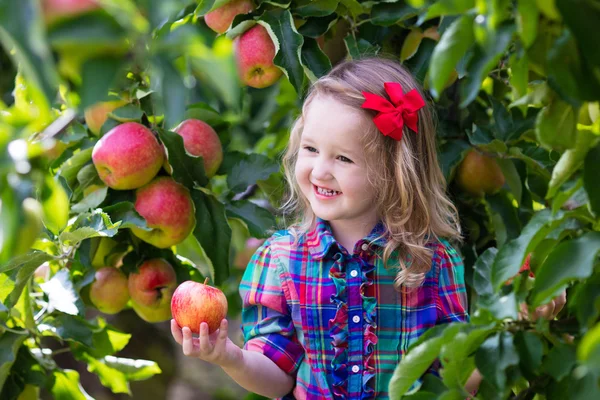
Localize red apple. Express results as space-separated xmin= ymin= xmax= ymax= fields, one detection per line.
xmin=131 ymin=177 xmax=196 ymax=248
xmin=41 ymin=0 xmax=100 ymax=26
xmin=128 ymin=259 xmax=177 ymax=322
xmin=90 ymin=267 xmax=129 ymax=314
xmin=234 ymin=24 xmax=283 ymax=89
xmin=92 ymin=122 xmax=164 ymax=190
xmin=204 ymin=0 xmax=254 ymax=34
xmin=171 ymin=278 xmax=228 ymax=334
xmin=169 ymin=119 xmax=223 ymax=177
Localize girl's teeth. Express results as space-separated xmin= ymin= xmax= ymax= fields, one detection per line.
xmin=317 ymin=186 xmax=340 ymax=196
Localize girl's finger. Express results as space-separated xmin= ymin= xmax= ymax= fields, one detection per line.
xmin=171 ymin=320 xmax=183 ymax=345
xmin=182 ymin=327 xmax=195 ymax=356
xmin=214 ymin=319 xmax=228 ymax=351
xmin=553 ymin=291 xmax=567 ymax=317
xmin=198 ymin=322 xmax=212 ymax=354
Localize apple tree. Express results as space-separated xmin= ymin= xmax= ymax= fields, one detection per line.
xmin=0 ymin=0 xmax=599 ymax=399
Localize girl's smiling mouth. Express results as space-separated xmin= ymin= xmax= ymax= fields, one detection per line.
xmin=313 ymin=184 xmax=342 ymax=198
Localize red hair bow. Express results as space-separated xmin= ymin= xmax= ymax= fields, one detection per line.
xmin=361 ymin=82 xmax=425 ymax=141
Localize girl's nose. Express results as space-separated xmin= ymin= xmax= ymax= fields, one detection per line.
xmin=311 ymin=157 xmax=333 ymax=181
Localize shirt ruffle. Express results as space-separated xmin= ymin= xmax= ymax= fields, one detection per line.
xmin=328 ymin=258 xmax=378 ymax=399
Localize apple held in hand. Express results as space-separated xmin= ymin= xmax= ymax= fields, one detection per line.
xmin=129 ymin=259 xmax=177 ymax=323
xmin=234 ymin=24 xmax=282 ymax=89
xmin=90 ymin=267 xmax=129 ymax=314
xmin=92 ymin=122 xmax=164 ymax=190
xmin=204 ymin=0 xmax=254 ymax=34
xmin=169 ymin=119 xmax=223 ymax=178
xmin=171 ymin=278 xmax=228 ymax=334
xmin=131 ymin=177 xmax=196 ymax=248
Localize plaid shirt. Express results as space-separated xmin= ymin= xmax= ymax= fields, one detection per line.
xmin=239 ymin=219 xmax=468 ymax=399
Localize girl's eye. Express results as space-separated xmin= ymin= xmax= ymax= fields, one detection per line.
xmin=338 ymin=155 xmax=353 ymax=163
xmin=303 ymin=146 xmax=317 ymax=153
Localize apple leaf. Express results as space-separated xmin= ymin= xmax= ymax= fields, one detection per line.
xmin=294 ymin=0 xmax=339 ymax=18
xmin=158 ymin=128 xmax=209 ymax=189
xmin=59 ymin=211 xmax=120 ymax=246
xmin=0 ymin=332 xmax=28 ymax=391
xmin=531 ymin=232 xmax=600 ymax=306
xmin=103 ymin=355 xmax=162 ymax=381
xmin=259 ymin=9 xmax=305 ymax=94
xmin=152 ymin=56 xmax=188 ymax=131
xmin=297 ymin=15 xmax=337 ymax=38
xmin=39 ymin=314 xmax=96 ymax=347
xmin=80 ymin=56 xmax=126 ymax=110
xmin=371 ymin=2 xmax=419 ymax=26
xmin=0 ymin=251 xmax=53 ymax=309
xmin=109 ymin=104 xmax=144 ymax=122
xmin=71 ymin=187 xmax=108 ymax=214
xmin=0 ymin=0 xmax=59 ymax=102
xmin=84 ymin=355 xmax=130 ymax=394
xmin=50 ymin=370 xmax=94 ymax=400
xmin=103 ymin=202 xmax=149 ymax=231
xmin=225 ymin=152 xmax=280 ymax=194
xmin=584 ymin=143 xmax=600 ymax=216
xmin=190 ymin=189 xmax=231 ymax=285
xmin=225 ymin=200 xmax=276 ymax=239
xmin=475 ymin=332 xmax=519 ymax=391
xmin=40 ymin=270 xmax=84 ymax=316
xmin=301 ymin=37 xmax=332 ymax=81
xmin=174 ymin=235 xmax=215 ymax=280
xmin=40 ymin=175 xmax=70 ymax=235
xmin=58 ymin=147 xmax=94 ymax=187
xmin=85 ymin=323 xmax=131 ymax=359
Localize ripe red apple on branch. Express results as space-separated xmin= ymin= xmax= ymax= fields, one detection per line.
xmin=90 ymin=267 xmax=130 ymax=314
xmin=92 ymin=122 xmax=164 ymax=190
xmin=171 ymin=278 xmax=228 ymax=334
xmin=204 ymin=0 xmax=255 ymax=34
xmin=166 ymin=119 xmax=223 ymax=178
xmin=131 ymin=177 xmax=196 ymax=248
xmin=128 ymin=259 xmax=177 ymax=323
xmin=234 ymin=24 xmax=283 ymax=89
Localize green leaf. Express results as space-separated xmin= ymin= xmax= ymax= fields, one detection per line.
xmin=0 ymin=332 xmax=27 ymax=391
xmin=344 ymin=35 xmax=380 ymax=60
xmin=542 ymin=343 xmax=577 ymax=381
xmin=103 ymin=202 xmax=149 ymax=231
xmin=294 ymin=0 xmax=339 ymax=17
xmin=71 ymin=187 xmax=108 ymax=214
xmin=0 ymin=251 xmax=53 ymax=309
xmin=80 ymin=56 xmax=125 ymax=110
xmin=40 ymin=175 xmax=70 ymax=235
xmin=39 ymin=269 xmax=83 ymax=316
xmin=152 ymin=56 xmax=187 ymax=130
xmin=259 ymin=9 xmax=305 ymax=94
xmin=226 ymin=152 xmax=280 ymax=193
xmin=158 ymin=128 xmax=209 ymax=189
xmin=429 ymin=14 xmax=474 ymax=99
xmin=0 ymin=0 xmax=59 ymax=102
xmin=85 ymin=322 xmax=131 ymax=359
xmin=472 ymin=248 xmax=497 ymax=297
xmin=191 ymin=189 xmax=231 ymax=285
xmin=491 ymin=209 xmax=567 ymax=290
xmin=583 ymin=143 xmax=600 ymax=216
xmin=297 ymin=15 xmax=337 ymax=38
xmin=84 ymin=355 xmax=130 ymax=394
xmin=39 ymin=315 xmax=95 ymax=347
xmin=420 ymin=0 xmax=476 ymax=24
xmin=556 ymin=0 xmax=600 ymax=68
xmin=535 ymin=98 xmax=578 ymax=151
xmin=475 ymin=332 xmax=519 ymax=390
xmin=497 ymin=158 xmax=522 ymax=205
xmin=59 ymin=211 xmax=120 ymax=245
xmin=514 ymin=331 xmax=544 ymax=376
xmin=371 ymin=2 xmax=419 ymax=26
xmin=531 ymin=232 xmax=600 ymax=306
xmin=487 ymin=191 xmax=522 ymax=246
xmin=547 ymin=130 xmax=598 ymax=199
xmin=339 ymin=0 xmax=364 ymax=19
xmin=59 ymin=148 xmax=94 ymax=187
xmin=460 ymin=24 xmax=514 ymax=108
xmin=50 ymin=369 xmax=93 ymax=400
xmin=76 ymin=164 xmax=100 ymax=189
xmin=225 ymin=200 xmax=276 ymax=239
xmin=577 ymin=322 xmax=600 ymax=374
xmin=438 ymin=139 xmax=470 ymax=181
xmin=301 ymin=37 xmax=332 ymax=81
xmin=103 ymin=355 xmax=162 ymax=380
xmin=109 ymin=104 xmax=144 ymax=122
xmin=516 ymin=0 xmax=538 ymax=48
xmin=174 ymin=235 xmax=214 ymax=280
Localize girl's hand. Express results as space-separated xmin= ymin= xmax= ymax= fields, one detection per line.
xmin=518 ymin=290 xmax=567 ymax=321
xmin=170 ymin=318 xmax=243 ymax=369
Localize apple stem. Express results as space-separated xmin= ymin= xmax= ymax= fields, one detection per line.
xmin=203 ymin=277 xmax=209 ymax=285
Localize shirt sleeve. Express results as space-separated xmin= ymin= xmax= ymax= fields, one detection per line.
xmin=238 ymin=238 xmax=305 ymax=375
xmin=435 ymin=239 xmax=469 ymax=323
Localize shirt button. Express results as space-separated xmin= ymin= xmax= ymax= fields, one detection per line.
xmin=361 ymin=243 xmax=368 ymax=251
xmin=352 ymin=365 xmax=360 ymax=373
xmin=352 ymin=315 xmax=360 ymax=323
xmin=350 ymin=269 xmax=358 ymax=277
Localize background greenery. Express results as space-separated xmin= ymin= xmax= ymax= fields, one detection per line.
xmin=0 ymin=0 xmax=599 ymax=399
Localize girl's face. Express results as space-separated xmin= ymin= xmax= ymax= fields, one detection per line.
xmin=294 ymin=95 xmax=378 ymax=232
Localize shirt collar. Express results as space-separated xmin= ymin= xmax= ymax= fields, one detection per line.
xmin=306 ymin=218 xmax=388 ymax=260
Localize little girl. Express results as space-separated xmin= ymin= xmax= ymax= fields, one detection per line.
xmin=170 ymin=57 xmax=562 ymax=399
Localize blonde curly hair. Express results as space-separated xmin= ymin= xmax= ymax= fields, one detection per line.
xmin=281 ymin=57 xmax=461 ymax=290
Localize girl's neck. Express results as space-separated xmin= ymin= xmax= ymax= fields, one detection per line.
xmin=329 ymin=218 xmax=377 ymax=253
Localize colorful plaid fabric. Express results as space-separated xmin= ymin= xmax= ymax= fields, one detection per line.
xmin=239 ymin=218 xmax=469 ymax=399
